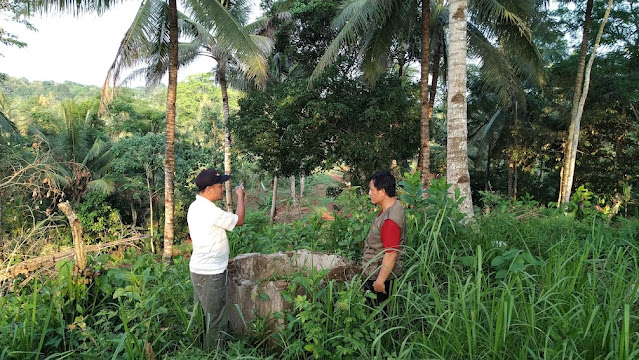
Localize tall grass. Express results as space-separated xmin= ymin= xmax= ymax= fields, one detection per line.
xmin=1 ymin=185 xmax=638 ymax=359
xmin=377 ymin=203 xmax=639 ymax=359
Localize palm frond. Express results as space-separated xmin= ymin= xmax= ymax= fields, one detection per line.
xmin=227 ymin=0 xmax=253 ymax=26
xmin=44 ymin=168 xmax=71 ymax=188
xmin=27 ymin=125 xmax=52 ymax=148
xmin=360 ymin=23 xmax=395 ymax=83
xmin=27 ymin=0 xmax=124 ymax=15
xmin=87 ymin=178 xmax=116 ymax=195
xmin=60 ymin=101 xmax=89 ymax=163
xmin=184 ymin=0 xmax=268 ymax=87
xmin=331 ymin=0 xmax=368 ymax=29
xmin=82 ymin=138 xmax=110 ymax=166
xmin=91 ymin=148 xmax=115 ymax=175
xmin=470 ymin=0 xmax=533 ymax=37
xmin=468 ymin=24 xmax=524 ymax=108
xmin=119 ymin=68 xmax=150 ymax=87
xmin=430 ymin=1 xmax=448 ymax=50
xmin=469 ymin=0 xmax=543 ymax=86
xmin=179 ymin=17 xmax=215 ymax=45
xmin=479 ymin=108 xmax=503 ymax=144
xmin=245 ymin=15 xmax=269 ymax=35
xmin=0 ymin=109 xmax=21 ymax=143
xmin=100 ymin=0 xmax=157 ymax=113
xmin=249 ymin=34 xmax=274 ymax=57
xmin=177 ymin=41 xmax=202 ymax=65
xmin=127 ymin=38 xmax=202 ymax=90
xmin=468 ymin=108 xmax=505 ymax=164
xmin=310 ymin=0 xmax=395 ymax=86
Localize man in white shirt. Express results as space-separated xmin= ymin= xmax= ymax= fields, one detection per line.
xmin=187 ymin=168 xmax=245 ymax=350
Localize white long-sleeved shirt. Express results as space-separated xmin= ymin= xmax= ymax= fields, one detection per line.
xmin=187 ymin=195 xmax=238 ymax=274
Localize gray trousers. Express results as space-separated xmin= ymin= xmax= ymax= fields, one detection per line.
xmin=190 ymin=270 xmax=228 ymax=350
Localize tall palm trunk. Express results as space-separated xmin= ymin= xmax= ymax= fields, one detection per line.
xmin=428 ymin=39 xmax=442 ymax=122
xmin=162 ymin=0 xmax=178 ymax=264
xmin=447 ymin=0 xmax=474 ymax=219
xmin=219 ymin=59 xmax=233 ymax=212
xmin=509 ymin=103 xmax=519 ymax=199
xmin=558 ymin=0 xmax=593 ymax=204
xmin=558 ymin=0 xmax=613 ymax=204
xmin=508 ymin=156 xmax=517 ymax=198
xmin=418 ymin=0 xmax=431 ymax=184
xmin=485 ymin=149 xmax=491 ymax=190
xmin=145 ymin=166 xmax=155 ymax=253
xmin=270 ymin=176 xmax=278 ymax=224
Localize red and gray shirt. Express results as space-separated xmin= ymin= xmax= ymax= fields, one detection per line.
xmin=361 ymin=200 xmax=406 ymax=279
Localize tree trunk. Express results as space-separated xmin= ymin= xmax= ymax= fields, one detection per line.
xmin=2 ymin=235 xmax=149 ymax=281
xmin=130 ymin=203 xmax=137 ymax=228
xmin=162 ymin=0 xmax=178 ymax=264
xmin=58 ymin=201 xmax=86 ymax=273
xmin=485 ymin=150 xmax=491 ymax=191
xmin=512 ymin=102 xmax=519 ymax=200
xmin=558 ymin=0 xmax=593 ymax=204
xmin=447 ymin=0 xmax=474 ymax=220
xmin=290 ymin=175 xmax=297 ymax=203
xmin=418 ymin=0 xmax=431 ymax=184
xmin=391 ymin=159 xmax=400 ymax=179
xmin=146 ymin=167 xmax=155 ymax=253
xmin=428 ymin=39 xmax=442 ymax=122
xmin=299 ymin=173 xmax=305 ymax=198
xmin=514 ymin=162 xmax=518 ymax=200
xmin=270 ymin=176 xmax=278 ymax=224
xmin=507 ymin=156 xmax=518 ymax=200
xmin=220 ymin=60 xmax=233 ymax=212
xmin=559 ymin=0 xmax=613 ymax=204
xmin=423 ymin=38 xmax=442 ymax=186
xmin=508 ymin=155 xmax=514 ymax=197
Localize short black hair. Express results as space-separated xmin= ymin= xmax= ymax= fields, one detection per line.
xmin=370 ymin=170 xmax=396 ymax=197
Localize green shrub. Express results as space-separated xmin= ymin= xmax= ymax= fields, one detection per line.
xmin=75 ymin=191 xmax=123 ymax=243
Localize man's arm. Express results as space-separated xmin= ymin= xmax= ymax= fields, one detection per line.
xmin=373 ymin=218 xmax=401 ymax=293
xmin=235 ymin=185 xmax=245 ymax=226
xmin=373 ymin=252 xmax=397 ymax=293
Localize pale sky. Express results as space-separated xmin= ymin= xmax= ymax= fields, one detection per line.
xmin=0 ymin=1 xmax=261 ymax=87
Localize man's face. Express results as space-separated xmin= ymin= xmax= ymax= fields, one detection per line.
xmin=206 ymin=183 xmax=225 ymax=201
xmin=369 ymin=180 xmax=385 ymax=205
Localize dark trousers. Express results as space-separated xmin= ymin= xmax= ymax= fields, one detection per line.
xmin=363 ymin=278 xmax=394 ymax=308
xmin=191 ymin=270 xmax=228 ymax=350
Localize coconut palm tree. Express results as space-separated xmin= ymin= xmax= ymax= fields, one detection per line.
xmin=557 ymin=0 xmax=593 ymax=205
xmin=28 ymin=102 xmax=115 ymax=202
xmin=310 ymin=0 xmax=543 ymax=186
xmin=28 ymin=0 xmax=178 ymax=262
xmin=97 ymin=0 xmax=267 ymax=261
xmin=179 ymin=8 xmax=272 ymax=211
xmin=0 ymin=100 xmax=19 ymax=144
xmin=447 ymin=0 xmax=473 ymax=219
xmin=558 ymin=0 xmax=614 ymax=204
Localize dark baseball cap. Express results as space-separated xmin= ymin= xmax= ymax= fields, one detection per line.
xmin=194 ymin=169 xmax=231 ymax=190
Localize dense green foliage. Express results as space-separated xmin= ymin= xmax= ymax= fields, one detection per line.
xmin=232 ymin=0 xmax=419 ymax=183
xmin=233 ymin=75 xmax=419 ymax=182
xmin=2 ymin=0 xmax=639 ymax=358
xmin=0 ymin=74 xmax=237 ymax=246
xmin=2 ymin=180 xmax=639 ymax=359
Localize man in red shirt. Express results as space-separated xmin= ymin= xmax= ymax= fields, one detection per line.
xmin=361 ymin=170 xmax=406 ymax=307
